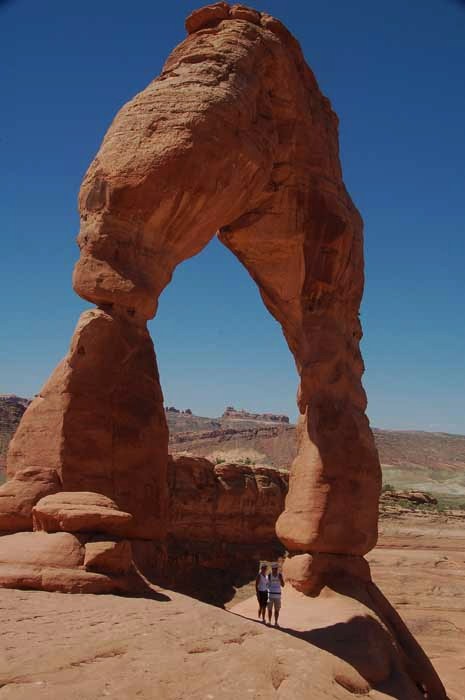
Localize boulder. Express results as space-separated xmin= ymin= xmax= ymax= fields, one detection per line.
xmin=283 ymin=552 xmax=371 ymax=596
xmin=0 ymin=467 xmax=61 ymax=532
xmin=0 ymin=531 xmax=84 ymax=568
xmin=32 ymin=492 xmax=133 ymax=536
xmin=84 ymin=540 xmax=133 ymax=575
xmin=0 ymin=531 xmax=130 ymax=593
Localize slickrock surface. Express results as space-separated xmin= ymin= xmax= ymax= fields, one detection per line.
xmin=228 ymin=511 xmax=465 ymax=699
xmin=0 ymin=584 xmax=451 ymax=700
xmin=5 ymin=0 xmax=380 ymax=562
xmin=232 ymin=583 xmax=447 ymax=699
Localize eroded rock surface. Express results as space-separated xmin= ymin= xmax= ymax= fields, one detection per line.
xmin=0 ymin=530 xmax=129 ymax=593
xmin=156 ymin=456 xmax=287 ymax=601
xmin=168 ymin=456 xmax=287 ymax=545
xmin=8 ymin=309 xmax=168 ymax=540
xmin=0 ymin=467 xmax=61 ymax=532
xmin=232 ymin=581 xmax=447 ymax=700
xmin=5 ymin=1 xmax=380 ymax=565
xmin=32 ymin=492 xmax=133 ymax=536
xmin=0 ymin=5 xmax=450 ymax=696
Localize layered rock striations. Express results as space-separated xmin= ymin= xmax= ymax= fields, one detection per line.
xmin=159 ymin=456 xmax=288 ymax=601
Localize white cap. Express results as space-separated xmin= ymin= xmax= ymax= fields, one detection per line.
xmin=271 ymin=562 xmax=279 ymax=568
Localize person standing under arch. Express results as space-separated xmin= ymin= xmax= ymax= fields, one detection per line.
xmin=267 ymin=563 xmax=284 ymax=627
xmin=255 ymin=563 xmax=269 ymax=622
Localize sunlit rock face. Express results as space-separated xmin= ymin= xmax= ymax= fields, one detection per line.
xmin=5 ymin=2 xmax=380 ymax=572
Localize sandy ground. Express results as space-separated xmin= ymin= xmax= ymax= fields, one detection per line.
xmin=0 ymin=510 xmax=464 ymax=699
xmin=371 ymin=511 xmax=465 ymax=699
xmin=227 ymin=510 xmax=465 ymax=699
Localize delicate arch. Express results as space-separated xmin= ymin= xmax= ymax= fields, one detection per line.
xmin=8 ymin=3 xmax=380 ymax=554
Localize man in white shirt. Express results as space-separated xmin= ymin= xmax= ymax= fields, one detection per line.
xmin=267 ymin=562 xmax=285 ymax=627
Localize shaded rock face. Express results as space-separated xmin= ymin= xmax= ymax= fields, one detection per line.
xmin=5 ymin=2 xmax=380 ymax=561
xmin=131 ymin=457 xmax=288 ymax=604
xmin=168 ymin=456 xmax=288 ymax=545
xmin=7 ymin=309 xmax=168 ymax=540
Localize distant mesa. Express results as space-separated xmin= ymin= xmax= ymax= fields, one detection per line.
xmin=222 ymin=406 xmax=290 ymax=424
xmin=165 ymin=405 xmax=289 ymax=424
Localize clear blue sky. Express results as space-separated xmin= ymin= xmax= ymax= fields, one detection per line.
xmin=1 ymin=0 xmax=464 ymax=432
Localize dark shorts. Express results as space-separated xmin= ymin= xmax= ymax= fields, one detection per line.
xmin=257 ymin=590 xmax=268 ymax=607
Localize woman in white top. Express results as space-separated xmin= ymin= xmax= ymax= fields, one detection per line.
xmin=255 ymin=563 xmax=269 ymax=622
xmin=267 ymin=563 xmax=285 ymax=627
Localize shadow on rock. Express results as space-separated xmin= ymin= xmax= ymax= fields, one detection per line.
xmin=278 ymin=615 xmax=426 ymax=698
xmin=271 ymin=576 xmax=448 ymax=700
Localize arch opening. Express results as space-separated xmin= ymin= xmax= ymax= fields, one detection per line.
xmin=152 ymin=235 xmax=298 ymax=433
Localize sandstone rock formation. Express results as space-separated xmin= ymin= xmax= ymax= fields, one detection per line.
xmin=0 ymin=467 xmax=61 ymax=532
xmin=0 ymin=531 xmax=130 ymax=593
xmin=161 ymin=456 xmax=287 ymax=601
xmin=222 ymin=406 xmax=290 ymax=424
xmin=168 ymin=456 xmax=287 ymax=545
xmin=0 ymin=395 xmax=29 ymax=478
xmin=32 ymin=492 xmax=133 ymax=536
xmin=7 ymin=308 xmax=168 ymax=540
xmin=0 ymin=490 xmax=136 ymax=593
xmin=0 ymin=4 xmax=447 ymax=697
xmin=6 ymin=1 xmax=380 ymax=562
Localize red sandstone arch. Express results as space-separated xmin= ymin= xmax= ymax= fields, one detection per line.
xmin=7 ymin=3 xmax=381 ymax=554
xmin=0 ymin=8 xmax=451 ymax=696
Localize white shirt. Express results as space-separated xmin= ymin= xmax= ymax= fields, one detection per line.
xmin=268 ymin=573 xmax=282 ymax=596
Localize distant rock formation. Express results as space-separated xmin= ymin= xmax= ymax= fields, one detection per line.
xmin=381 ymin=490 xmax=438 ymax=506
xmin=222 ymin=406 xmax=290 ymax=424
xmin=0 ymin=396 xmax=30 ymax=478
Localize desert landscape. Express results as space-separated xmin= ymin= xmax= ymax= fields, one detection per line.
xmin=1 ymin=2 xmax=464 ymax=700
xmin=2 ymin=396 xmax=464 ymax=697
